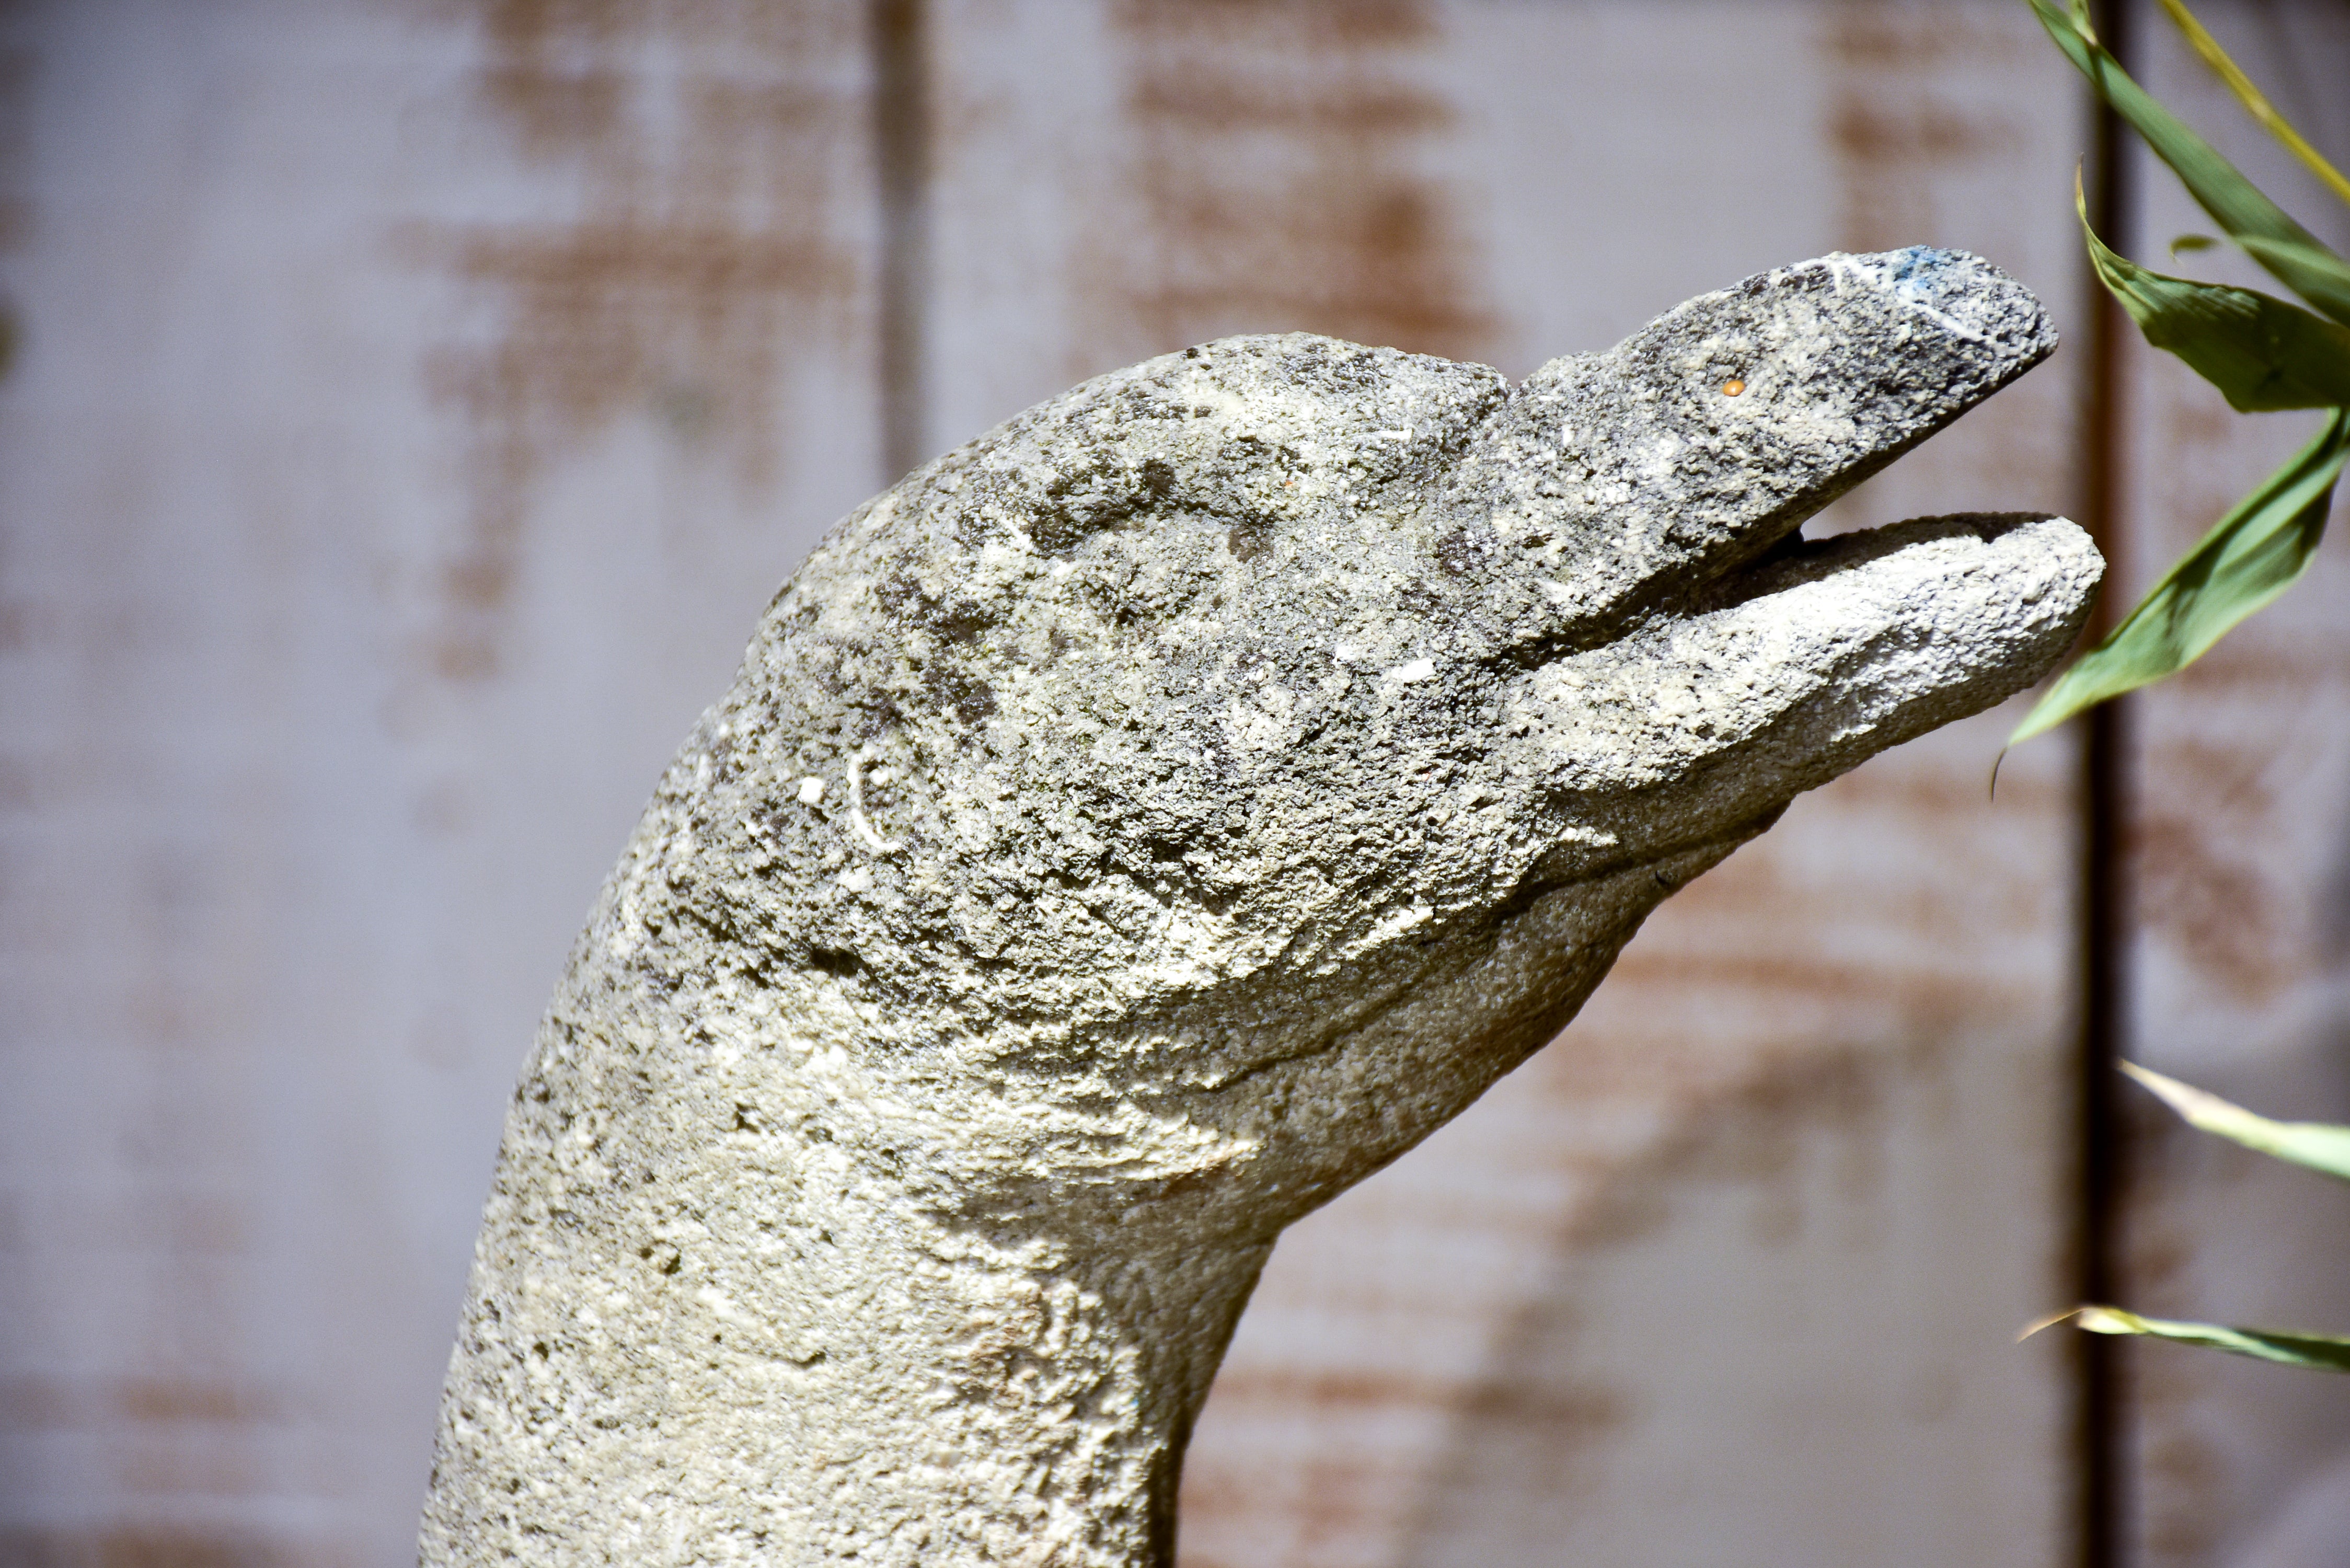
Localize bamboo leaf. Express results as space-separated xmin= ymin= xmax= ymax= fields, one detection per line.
xmin=2122 ymin=1060 xmax=2350 ymax=1181
xmin=2009 ymin=409 xmax=2350 ymax=743
xmin=2156 ymin=0 xmax=2350 ymax=210
xmin=2078 ymin=183 xmax=2350 ymax=410
xmin=2026 ymin=0 xmax=2350 ymax=326
xmin=2235 ymin=235 xmax=2350 ymax=332
xmin=2070 ymin=1306 xmax=2350 ymax=1373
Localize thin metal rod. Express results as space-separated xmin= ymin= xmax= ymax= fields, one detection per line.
xmin=872 ymin=0 xmax=931 ymax=488
xmin=2075 ymin=1 xmax=2135 ymax=1564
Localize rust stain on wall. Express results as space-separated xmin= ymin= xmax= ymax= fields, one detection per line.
xmin=1392 ymin=1041 xmax=1926 ymax=1566
xmin=0 ymin=1377 xmax=286 ymax=1428
xmin=411 ymin=0 xmax=864 ymax=680
xmin=0 ymin=1527 xmax=343 ymax=1568
xmin=0 ymin=42 xmax=34 ymax=382
xmin=1561 ymin=1041 xmax=1903 ymax=1250
xmin=1825 ymin=4 xmax=2024 ymax=252
xmin=1203 ymin=1365 xmax=1623 ymax=1430
xmin=2133 ymin=752 xmax=2301 ymax=1000
xmin=1604 ymin=945 xmax=2021 ymax=1019
xmin=1084 ymin=0 xmax=1491 ymax=371
xmin=1181 ymin=1450 xmax=1432 ymax=1568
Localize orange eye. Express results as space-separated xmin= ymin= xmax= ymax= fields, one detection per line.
xmin=1721 ymin=378 xmax=1746 ymax=397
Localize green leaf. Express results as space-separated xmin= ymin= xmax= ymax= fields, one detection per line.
xmin=2236 ymin=235 xmax=2350 ymax=333
xmin=2078 ymin=189 xmax=2350 ymax=410
xmin=2070 ymin=1305 xmax=2350 ymax=1373
xmin=2009 ymin=409 xmax=2350 ymax=743
xmin=2122 ymin=1060 xmax=2350 ymax=1181
xmin=2026 ymin=0 xmax=2350 ymax=326
xmin=2157 ymin=0 xmax=2350 ymax=211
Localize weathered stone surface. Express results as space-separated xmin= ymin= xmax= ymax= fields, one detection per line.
xmin=419 ymin=248 xmax=2101 ymax=1567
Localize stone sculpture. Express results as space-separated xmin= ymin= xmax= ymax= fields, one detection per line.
xmin=420 ymin=248 xmax=2102 ymax=1567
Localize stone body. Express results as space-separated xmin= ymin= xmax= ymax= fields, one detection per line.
xmin=420 ymin=249 xmax=2102 ymax=1567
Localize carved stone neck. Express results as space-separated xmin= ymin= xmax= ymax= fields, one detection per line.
xmin=420 ymin=967 xmax=1273 ymax=1567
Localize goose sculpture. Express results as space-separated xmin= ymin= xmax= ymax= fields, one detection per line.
xmin=420 ymin=248 xmax=2101 ymax=1568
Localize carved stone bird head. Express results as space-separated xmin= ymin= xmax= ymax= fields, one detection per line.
xmin=422 ymin=248 xmax=2100 ymax=1568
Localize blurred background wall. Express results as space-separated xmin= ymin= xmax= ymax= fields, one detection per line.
xmin=0 ymin=2 xmax=2346 ymax=1565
